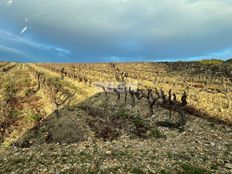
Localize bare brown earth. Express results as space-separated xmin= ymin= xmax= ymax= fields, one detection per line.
xmin=0 ymin=62 xmax=231 ymax=174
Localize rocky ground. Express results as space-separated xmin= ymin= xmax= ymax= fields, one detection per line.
xmin=0 ymin=112 xmax=232 ymax=174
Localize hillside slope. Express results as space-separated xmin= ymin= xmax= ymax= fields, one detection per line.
xmin=0 ymin=62 xmax=232 ymax=173
xmin=1 ymin=94 xmax=232 ymax=173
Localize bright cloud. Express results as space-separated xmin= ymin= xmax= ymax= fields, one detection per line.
xmin=0 ymin=0 xmax=232 ymax=62
xmin=0 ymin=28 xmax=71 ymax=61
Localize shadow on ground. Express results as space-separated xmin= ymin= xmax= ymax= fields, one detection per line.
xmin=12 ymin=91 xmax=232 ymax=148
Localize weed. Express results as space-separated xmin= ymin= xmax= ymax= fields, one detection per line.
xmin=9 ymin=111 xmax=20 ymax=118
xmin=160 ymin=169 xmax=172 ymax=174
xmin=131 ymin=167 xmax=145 ymax=174
xmin=27 ymin=112 xmax=41 ymax=122
xmin=111 ymin=150 xmax=130 ymax=159
xmin=167 ymin=152 xmax=174 ymax=158
xmin=167 ymin=152 xmax=191 ymax=161
xmin=11 ymin=158 xmax=25 ymax=165
xmin=116 ymin=107 xmax=130 ymax=118
xmin=210 ymin=164 xmax=219 ymax=170
xmin=150 ymin=128 xmax=166 ymax=138
xmin=48 ymin=77 xmax=61 ymax=87
xmin=201 ymin=155 xmax=209 ymax=162
xmin=4 ymin=82 xmax=17 ymax=102
xmin=24 ymin=88 xmax=34 ymax=96
xmin=132 ymin=115 xmax=149 ymax=137
xmin=132 ymin=115 xmax=146 ymax=127
xmin=180 ymin=163 xmax=210 ymax=174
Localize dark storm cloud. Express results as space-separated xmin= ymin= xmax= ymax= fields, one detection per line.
xmin=0 ymin=0 xmax=232 ymax=62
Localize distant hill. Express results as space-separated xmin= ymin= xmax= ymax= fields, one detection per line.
xmin=198 ymin=58 xmax=232 ymax=65
xmin=199 ymin=59 xmax=224 ymax=65
xmin=225 ymin=58 xmax=232 ymax=64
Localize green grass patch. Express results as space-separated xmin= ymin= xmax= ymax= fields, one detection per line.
xmin=116 ymin=107 xmax=130 ymax=118
xmin=150 ymin=128 xmax=166 ymax=138
xmin=132 ymin=115 xmax=146 ymax=127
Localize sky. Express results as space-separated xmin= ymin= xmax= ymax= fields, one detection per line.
xmin=0 ymin=0 xmax=232 ymax=62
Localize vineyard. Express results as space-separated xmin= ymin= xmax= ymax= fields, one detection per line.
xmin=0 ymin=61 xmax=232 ymax=173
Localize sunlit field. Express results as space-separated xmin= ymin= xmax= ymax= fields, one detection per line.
xmin=0 ymin=61 xmax=231 ymax=173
